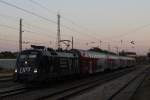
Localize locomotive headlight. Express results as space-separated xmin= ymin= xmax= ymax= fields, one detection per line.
xmin=33 ymin=68 xmax=38 ymax=73
xmin=15 ymin=69 xmax=17 ymax=73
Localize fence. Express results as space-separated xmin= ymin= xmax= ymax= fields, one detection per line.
xmin=0 ymin=59 xmax=16 ymax=69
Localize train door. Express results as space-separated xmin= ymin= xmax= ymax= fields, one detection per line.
xmin=88 ymin=60 xmax=93 ymax=74
xmin=80 ymin=58 xmax=89 ymax=74
xmin=70 ymin=57 xmax=79 ymax=74
xmin=92 ymin=59 xmax=98 ymax=73
xmin=114 ymin=59 xmax=119 ymax=69
xmin=74 ymin=58 xmax=80 ymax=74
xmin=59 ymin=57 xmax=79 ymax=76
xmin=68 ymin=57 xmax=78 ymax=75
xmin=97 ymin=58 xmax=105 ymax=72
xmin=39 ymin=55 xmax=50 ymax=78
xmin=50 ymin=56 xmax=60 ymax=76
xmin=58 ymin=57 xmax=69 ymax=76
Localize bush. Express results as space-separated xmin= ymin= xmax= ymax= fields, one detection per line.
xmin=0 ymin=51 xmax=18 ymax=59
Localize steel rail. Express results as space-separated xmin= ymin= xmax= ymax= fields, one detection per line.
xmin=37 ymin=67 xmax=137 ymax=100
xmin=0 ymin=85 xmax=28 ymax=99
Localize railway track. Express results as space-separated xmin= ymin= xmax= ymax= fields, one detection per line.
xmin=0 ymin=76 xmax=17 ymax=90
xmin=41 ymin=67 xmax=138 ymax=100
xmin=0 ymin=84 xmax=28 ymax=99
xmin=21 ymin=67 xmax=137 ymax=100
xmin=0 ymin=66 xmax=140 ymax=100
xmin=0 ymin=76 xmax=13 ymax=82
xmin=107 ymin=66 xmax=149 ymax=100
xmin=63 ymin=65 xmax=149 ymax=100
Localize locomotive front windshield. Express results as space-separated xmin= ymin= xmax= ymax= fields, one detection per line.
xmin=19 ymin=54 xmax=37 ymax=61
xmin=18 ymin=50 xmax=39 ymax=62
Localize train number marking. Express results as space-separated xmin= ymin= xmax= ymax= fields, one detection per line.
xmin=19 ymin=67 xmax=31 ymax=73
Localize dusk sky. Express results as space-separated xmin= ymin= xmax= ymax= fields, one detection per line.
xmin=0 ymin=0 xmax=150 ymax=55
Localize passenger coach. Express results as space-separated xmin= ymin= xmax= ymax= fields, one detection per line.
xmin=14 ymin=45 xmax=79 ymax=82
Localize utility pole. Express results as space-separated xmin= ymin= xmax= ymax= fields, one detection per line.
xmin=120 ymin=40 xmax=123 ymax=51
xmin=49 ymin=41 xmax=52 ymax=47
xmin=57 ymin=13 xmax=61 ymax=49
xmin=108 ymin=43 xmax=111 ymax=51
xmin=99 ymin=40 xmax=102 ymax=48
xmin=19 ymin=18 xmax=23 ymax=52
xmin=115 ymin=46 xmax=119 ymax=55
xmin=72 ymin=36 xmax=74 ymax=49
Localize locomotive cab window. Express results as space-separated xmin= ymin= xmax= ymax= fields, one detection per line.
xmin=17 ymin=50 xmax=41 ymax=66
xmin=19 ymin=54 xmax=37 ymax=60
xmin=29 ymin=54 xmax=37 ymax=59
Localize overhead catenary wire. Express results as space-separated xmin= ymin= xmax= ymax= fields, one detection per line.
xmin=0 ymin=14 xmax=60 ymax=39
xmin=0 ymin=13 xmax=57 ymax=35
xmin=0 ymin=0 xmax=57 ymax=24
xmin=0 ymin=1 xmax=105 ymax=50
xmin=0 ymin=13 xmax=19 ymax=21
xmin=0 ymin=36 xmax=48 ymax=47
xmin=22 ymin=20 xmax=76 ymax=39
xmin=0 ymin=0 xmax=102 ymax=46
xmin=0 ymin=23 xmax=57 ymax=48
xmin=0 ymin=37 xmax=20 ymax=49
xmin=0 ymin=13 xmax=70 ymax=44
xmin=107 ymin=24 xmax=150 ymax=41
xmin=0 ymin=37 xmax=18 ymax=43
xmin=0 ymin=22 xmax=90 ymax=47
xmin=1 ymin=0 xmax=149 ymax=51
xmin=0 ymin=23 xmax=56 ymax=39
xmin=29 ymin=0 xmax=56 ymax=15
xmin=0 ymin=24 xmax=18 ymax=30
xmin=28 ymin=0 xmax=101 ymax=40
xmin=23 ymin=22 xmax=56 ymax=34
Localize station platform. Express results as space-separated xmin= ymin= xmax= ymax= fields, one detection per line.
xmin=131 ymin=67 xmax=150 ymax=100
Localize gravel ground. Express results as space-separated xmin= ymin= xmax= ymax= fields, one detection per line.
xmin=131 ymin=66 xmax=150 ymax=100
xmin=69 ymin=65 xmax=149 ymax=100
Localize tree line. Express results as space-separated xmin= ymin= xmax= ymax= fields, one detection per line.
xmin=0 ymin=51 xmax=18 ymax=59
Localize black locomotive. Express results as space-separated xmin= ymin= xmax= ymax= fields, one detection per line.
xmin=14 ymin=45 xmax=80 ymax=82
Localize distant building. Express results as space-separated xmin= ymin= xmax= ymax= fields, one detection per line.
xmin=119 ymin=51 xmax=136 ymax=58
xmin=136 ymin=56 xmax=149 ymax=64
xmin=125 ymin=52 xmax=137 ymax=57
xmin=147 ymin=52 xmax=150 ymax=64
